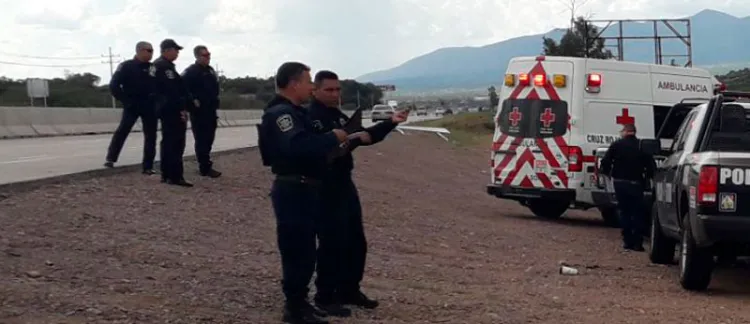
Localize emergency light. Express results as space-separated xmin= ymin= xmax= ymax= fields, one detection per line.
xmin=586 ymin=73 xmax=602 ymax=93
xmin=504 ymin=74 xmax=515 ymax=87
xmin=533 ymin=74 xmax=546 ymax=86
xmin=518 ymin=73 xmax=530 ymax=86
xmin=553 ymin=74 xmax=566 ymax=87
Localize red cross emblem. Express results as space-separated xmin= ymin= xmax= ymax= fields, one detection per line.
xmin=540 ymin=108 xmax=555 ymax=128
xmin=509 ymin=107 xmax=522 ymax=126
xmin=616 ymin=108 xmax=635 ymax=125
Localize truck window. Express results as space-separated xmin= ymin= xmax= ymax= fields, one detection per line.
xmin=704 ymin=104 xmax=750 ymax=152
xmin=498 ymin=99 xmax=568 ymax=139
xmin=654 ymin=105 xmax=692 ymax=140
xmin=671 ymin=111 xmax=697 ymax=152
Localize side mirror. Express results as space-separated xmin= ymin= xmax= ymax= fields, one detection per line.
xmin=640 ymin=139 xmax=660 ymax=155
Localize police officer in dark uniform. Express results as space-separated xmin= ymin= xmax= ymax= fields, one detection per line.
xmin=104 ymin=41 xmax=158 ymax=174
xmin=308 ymin=70 xmax=408 ymax=315
xmin=258 ymin=62 xmax=349 ymax=324
xmin=599 ymin=123 xmax=656 ymax=251
xmin=182 ymin=45 xmax=222 ymax=178
xmin=153 ymin=38 xmax=192 ymax=187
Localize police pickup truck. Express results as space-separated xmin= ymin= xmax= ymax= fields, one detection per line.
xmin=649 ymin=91 xmax=750 ymax=291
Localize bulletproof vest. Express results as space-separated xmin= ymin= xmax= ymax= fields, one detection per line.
xmin=256 ymin=123 xmax=272 ymax=166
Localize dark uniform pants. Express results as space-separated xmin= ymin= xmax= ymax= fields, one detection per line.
xmin=271 ymin=179 xmax=322 ymax=304
xmin=106 ymin=104 xmax=157 ymax=170
xmin=613 ymin=179 xmax=646 ymax=246
xmin=190 ymin=110 xmax=218 ymax=173
xmin=159 ymin=108 xmax=186 ymax=181
xmin=315 ymin=175 xmax=367 ymax=299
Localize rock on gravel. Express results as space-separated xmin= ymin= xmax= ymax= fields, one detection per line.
xmin=1 ymin=132 xmax=750 ymax=323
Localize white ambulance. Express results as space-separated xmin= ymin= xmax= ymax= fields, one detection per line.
xmin=486 ymin=55 xmax=722 ymax=225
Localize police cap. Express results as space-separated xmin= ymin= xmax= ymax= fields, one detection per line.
xmin=160 ymin=39 xmax=184 ymax=51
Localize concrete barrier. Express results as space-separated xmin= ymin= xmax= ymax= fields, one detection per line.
xmin=0 ymin=106 xmax=263 ymax=139
xmin=0 ymin=106 xmax=355 ymax=139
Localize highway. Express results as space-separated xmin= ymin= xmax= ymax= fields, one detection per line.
xmin=0 ymin=117 xmax=436 ymax=185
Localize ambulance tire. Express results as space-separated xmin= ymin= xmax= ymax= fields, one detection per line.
xmin=598 ymin=207 xmax=620 ymax=228
xmin=528 ymin=200 xmax=567 ymax=219
xmin=678 ymin=218 xmax=714 ymax=291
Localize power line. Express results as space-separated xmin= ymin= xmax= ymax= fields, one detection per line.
xmin=0 ymin=51 xmax=102 ymax=60
xmin=0 ymin=60 xmax=102 ymax=68
xmin=101 ymin=47 xmax=121 ymax=108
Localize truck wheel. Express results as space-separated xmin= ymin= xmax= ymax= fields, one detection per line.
xmin=678 ymin=219 xmax=714 ymax=291
xmin=528 ymin=200 xmax=567 ymax=219
xmin=598 ymin=207 xmax=619 ymax=228
xmin=649 ymin=204 xmax=676 ymax=264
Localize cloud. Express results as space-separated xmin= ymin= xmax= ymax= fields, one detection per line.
xmin=0 ymin=0 xmax=749 ymax=83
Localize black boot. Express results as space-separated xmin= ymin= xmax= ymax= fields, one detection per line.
xmin=282 ymin=301 xmax=329 ymax=324
xmin=338 ymin=291 xmax=379 ymax=309
xmin=314 ymin=293 xmax=351 ymax=317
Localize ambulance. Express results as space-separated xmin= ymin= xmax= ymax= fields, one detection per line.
xmin=486 ymin=55 xmax=722 ymax=225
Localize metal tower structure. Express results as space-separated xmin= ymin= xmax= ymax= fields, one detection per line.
xmin=585 ymin=19 xmax=693 ymax=67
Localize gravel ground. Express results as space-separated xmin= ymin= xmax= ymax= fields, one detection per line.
xmin=3 ymin=132 xmax=750 ymax=324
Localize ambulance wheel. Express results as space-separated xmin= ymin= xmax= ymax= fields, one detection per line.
xmin=598 ymin=207 xmax=620 ymax=228
xmin=679 ymin=218 xmax=714 ymax=291
xmin=649 ymin=204 xmax=676 ymax=265
xmin=528 ymin=200 xmax=567 ymax=219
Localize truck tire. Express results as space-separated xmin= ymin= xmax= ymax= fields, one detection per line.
xmin=598 ymin=207 xmax=619 ymax=228
xmin=678 ymin=219 xmax=714 ymax=291
xmin=528 ymin=200 xmax=567 ymax=219
xmin=649 ymin=204 xmax=676 ymax=264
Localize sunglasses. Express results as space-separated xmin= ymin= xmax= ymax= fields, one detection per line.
xmin=322 ymin=87 xmax=341 ymax=92
xmin=142 ymin=48 xmax=153 ymax=53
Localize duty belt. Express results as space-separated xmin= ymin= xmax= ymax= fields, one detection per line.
xmin=275 ymin=175 xmax=321 ymax=185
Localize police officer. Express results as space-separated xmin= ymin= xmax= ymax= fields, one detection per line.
xmin=308 ymin=70 xmax=408 ymax=315
xmin=182 ymin=45 xmax=222 ymax=178
xmin=259 ymin=62 xmax=349 ymax=324
xmin=104 ymin=41 xmax=158 ymax=174
xmin=599 ymin=123 xmax=656 ymax=251
xmin=154 ymin=39 xmax=192 ymax=187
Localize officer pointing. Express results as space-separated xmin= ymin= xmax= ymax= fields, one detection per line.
xmin=308 ymin=70 xmax=408 ymax=317
xmin=258 ymin=62 xmax=349 ymax=324
xmin=599 ymin=123 xmax=656 ymax=251
xmin=182 ymin=45 xmax=222 ymax=178
xmin=104 ymin=41 xmax=158 ymax=175
xmin=153 ymin=38 xmax=192 ymax=187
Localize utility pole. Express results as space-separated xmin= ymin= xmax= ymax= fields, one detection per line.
xmin=101 ymin=46 xmax=121 ymax=108
xmin=356 ymin=90 xmax=361 ymax=108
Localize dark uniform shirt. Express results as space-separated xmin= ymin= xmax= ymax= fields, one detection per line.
xmin=307 ymin=99 xmax=397 ymax=176
xmin=182 ymin=63 xmax=220 ymax=112
xmin=109 ymin=58 xmax=156 ymax=106
xmin=260 ymin=95 xmax=340 ymax=178
xmin=153 ymin=56 xmax=189 ymax=114
xmin=599 ymin=135 xmax=656 ymax=184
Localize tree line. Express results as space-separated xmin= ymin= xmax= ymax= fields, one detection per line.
xmin=540 ymin=16 xmax=750 ymax=91
xmin=0 ymin=71 xmax=385 ymax=110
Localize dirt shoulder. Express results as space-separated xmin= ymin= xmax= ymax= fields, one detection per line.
xmin=2 ymin=132 xmax=750 ymax=324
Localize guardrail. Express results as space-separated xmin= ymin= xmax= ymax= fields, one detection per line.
xmin=0 ymin=107 xmax=364 ymax=139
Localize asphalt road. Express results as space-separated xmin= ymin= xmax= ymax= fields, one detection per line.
xmin=0 ymin=117 xmax=436 ymax=185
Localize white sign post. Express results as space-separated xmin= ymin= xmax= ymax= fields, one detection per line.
xmin=26 ymin=78 xmax=50 ymax=107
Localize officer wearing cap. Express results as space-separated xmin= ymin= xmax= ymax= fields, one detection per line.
xmin=104 ymin=41 xmax=158 ymax=175
xmin=258 ymin=62 xmax=349 ymax=324
xmin=154 ymin=38 xmax=192 ymax=187
xmin=599 ymin=123 xmax=656 ymax=251
xmin=182 ymin=45 xmax=222 ymax=178
xmin=308 ymin=70 xmax=407 ymax=317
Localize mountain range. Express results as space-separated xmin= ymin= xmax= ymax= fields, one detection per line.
xmin=356 ymin=9 xmax=750 ymax=93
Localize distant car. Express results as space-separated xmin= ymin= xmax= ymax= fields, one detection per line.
xmin=416 ymin=107 xmax=428 ymax=116
xmin=435 ymin=107 xmax=446 ymax=115
xmin=371 ymin=104 xmax=395 ymax=122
